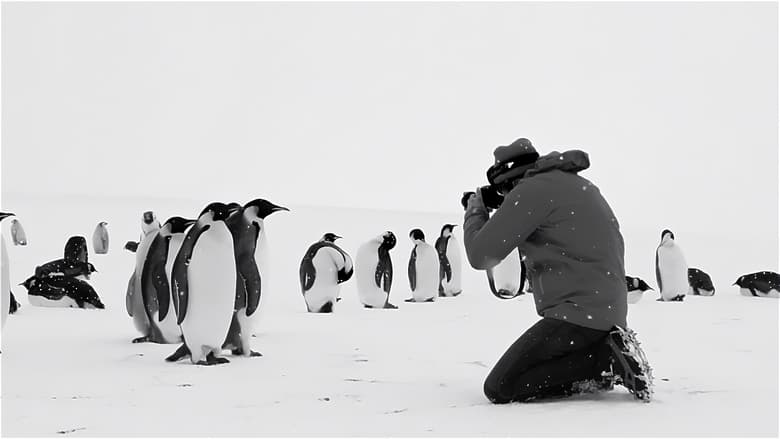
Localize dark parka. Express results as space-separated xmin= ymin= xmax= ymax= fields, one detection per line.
xmin=463 ymin=150 xmax=627 ymax=331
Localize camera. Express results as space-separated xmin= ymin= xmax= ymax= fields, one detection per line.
xmin=461 ymin=185 xmax=506 ymax=211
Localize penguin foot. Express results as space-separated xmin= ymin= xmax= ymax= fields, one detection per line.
xmin=230 ymin=348 xmax=263 ymax=357
xmin=404 ymin=298 xmax=415 ymax=303
xmin=165 ymin=344 xmax=191 ymax=362
xmin=383 ymin=303 xmax=398 ymax=309
xmin=196 ymin=353 xmax=230 ymax=366
xmin=424 ymin=298 xmax=435 ymax=303
xmin=132 ymin=336 xmax=151 ymax=344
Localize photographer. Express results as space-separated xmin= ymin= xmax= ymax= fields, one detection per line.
xmin=462 ymin=138 xmax=653 ymax=403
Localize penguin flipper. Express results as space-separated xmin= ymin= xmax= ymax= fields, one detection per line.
xmin=141 ymin=234 xmax=167 ymax=319
xmin=125 ymin=272 xmax=136 ymax=317
xmin=240 ymin=256 xmax=262 ymax=317
xmin=436 ymin=236 xmax=453 ymax=282
xmin=331 ymin=244 xmax=354 ymax=284
xmin=173 ymin=223 xmax=210 ymax=325
xmin=300 ymin=254 xmax=317 ymax=293
xmin=655 ymin=249 xmax=663 ymax=294
xmin=408 ymin=247 xmax=417 ymax=292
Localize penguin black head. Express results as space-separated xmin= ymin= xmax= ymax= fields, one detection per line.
xmin=143 ymin=211 xmax=156 ymax=225
xmin=409 ymin=229 xmax=425 ymax=242
xmin=244 ymin=199 xmax=290 ymax=219
xmin=0 ymin=212 xmax=15 ymax=221
xmin=64 ymin=236 xmax=89 ymax=263
xmin=381 ymin=231 xmax=396 ymax=250
xmin=199 ymin=202 xmax=236 ymax=221
xmin=99 ymin=221 xmax=108 ymax=226
xmin=440 ymin=224 xmax=457 ymax=236
xmin=661 ymin=229 xmax=675 ymax=241
xmin=163 ymin=216 xmax=196 ymax=235
xmin=322 ymin=233 xmax=341 ymax=242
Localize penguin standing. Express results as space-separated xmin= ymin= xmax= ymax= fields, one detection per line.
xmin=486 ymin=248 xmax=525 ymax=299
xmin=2 ymin=212 xmax=27 ymax=329
xmin=356 ymin=231 xmax=397 ymax=309
xmin=406 ymin=229 xmax=439 ymax=303
xmin=168 ymin=203 xmax=239 ymax=365
xmin=625 ymin=276 xmax=653 ymax=304
xmin=688 ymin=268 xmax=715 ymax=296
xmin=299 ymin=233 xmax=353 ymax=313
xmin=436 ymin=224 xmax=462 ymax=297
xmin=655 ymin=229 xmax=688 ymax=302
xmin=126 ymin=211 xmax=162 ymax=343
xmin=734 ymin=271 xmax=780 ymax=298
xmin=222 ymin=198 xmax=288 ymax=356
xmin=93 ymin=222 xmax=109 ymax=255
xmin=137 ymin=217 xmax=196 ymax=344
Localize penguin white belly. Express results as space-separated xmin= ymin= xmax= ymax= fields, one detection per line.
xmin=441 ymin=238 xmax=463 ymax=295
xmin=492 ymin=250 xmax=522 ymax=292
xmin=2 ymin=237 xmax=10 ymax=329
xmin=181 ymin=225 xmax=236 ymax=362
xmin=28 ymin=294 xmax=79 ymax=308
xmin=627 ymin=291 xmax=644 ymax=304
xmin=740 ymin=288 xmax=780 ymax=298
xmin=356 ymin=244 xmax=387 ymax=308
xmin=304 ymin=249 xmax=341 ymax=312
xmin=657 ymin=245 xmax=688 ymax=300
xmin=412 ymin=246 xmax=439 ymax=302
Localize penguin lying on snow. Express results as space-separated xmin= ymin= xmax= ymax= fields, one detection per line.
xmin=734 ymin=271 xmax=780 ymax=298
xmin=688 ymin=268 xmax=715 ymax=296
xmin=625 ymin=276 xmax=653 ymax=304
xmin=24 ymin=235 xmax=103 ymax=309
xmin=22 ymin=275 xmax=105 ymax=309
xmin=300 ymin=232 xmax=353 ymax=313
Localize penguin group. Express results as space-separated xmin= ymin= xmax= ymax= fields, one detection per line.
xmin=298 ymin=224 xmax=469 ymax=313
xmin=624 ymin=228 xmax=776 ymax=304
xmin=124 ymin=199 xmax=287 ymax=365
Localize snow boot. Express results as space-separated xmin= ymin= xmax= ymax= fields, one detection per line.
xmin=604 ymin=326 xmax=653 ymax=402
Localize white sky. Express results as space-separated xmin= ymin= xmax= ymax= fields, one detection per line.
xmin=1 ymin=2 xmax=777 ymax=247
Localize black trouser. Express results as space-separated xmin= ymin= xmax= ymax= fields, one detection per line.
xmin=484 ymin=317 xmax=612 ymax=403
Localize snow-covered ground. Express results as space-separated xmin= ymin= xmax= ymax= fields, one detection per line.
xmin=1 ymin=193 xmax=778 ymax=437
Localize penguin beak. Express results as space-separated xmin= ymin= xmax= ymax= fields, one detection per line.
xmin=273 ymin=206 xmax=290 ymax=213
xmin=334 ymin=235 xmax=342 ymax=240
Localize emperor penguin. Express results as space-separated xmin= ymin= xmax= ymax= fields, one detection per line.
xmin=486 ymin=248 xmax=525 ymax=299
xmin=734 ymin=271 xmax=780 ymax=298
xmin=2 ymin=212 xmax=27 ymax=330
xmin=625 ymin=275 xmax=653 ymax=304
xmin=436 ymin=224 xmax=462 ymax=297
xmin=126 ymin=211 xmax=162 ymax=343
xmin=299 ymin=233 xmax=354 ymax=313
xmin=168 ymin=202 xmax=239 ymax=365
xmin=688 ymin=268 xmax=715 ymax=296
xmin=655 ymin=229 xmax=688 ymax=302
xmin=137 ymin=216 xmax=196 ymax=344
xmin=406 ymin=229 xmax=439 ymax=303
xmin=92 ymin=222 xmax=109 ymax=255
xmin=222 ymin=198 xmax=288 ymax=357
xmin=356 ymin=231 xmax=398 ymax=309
